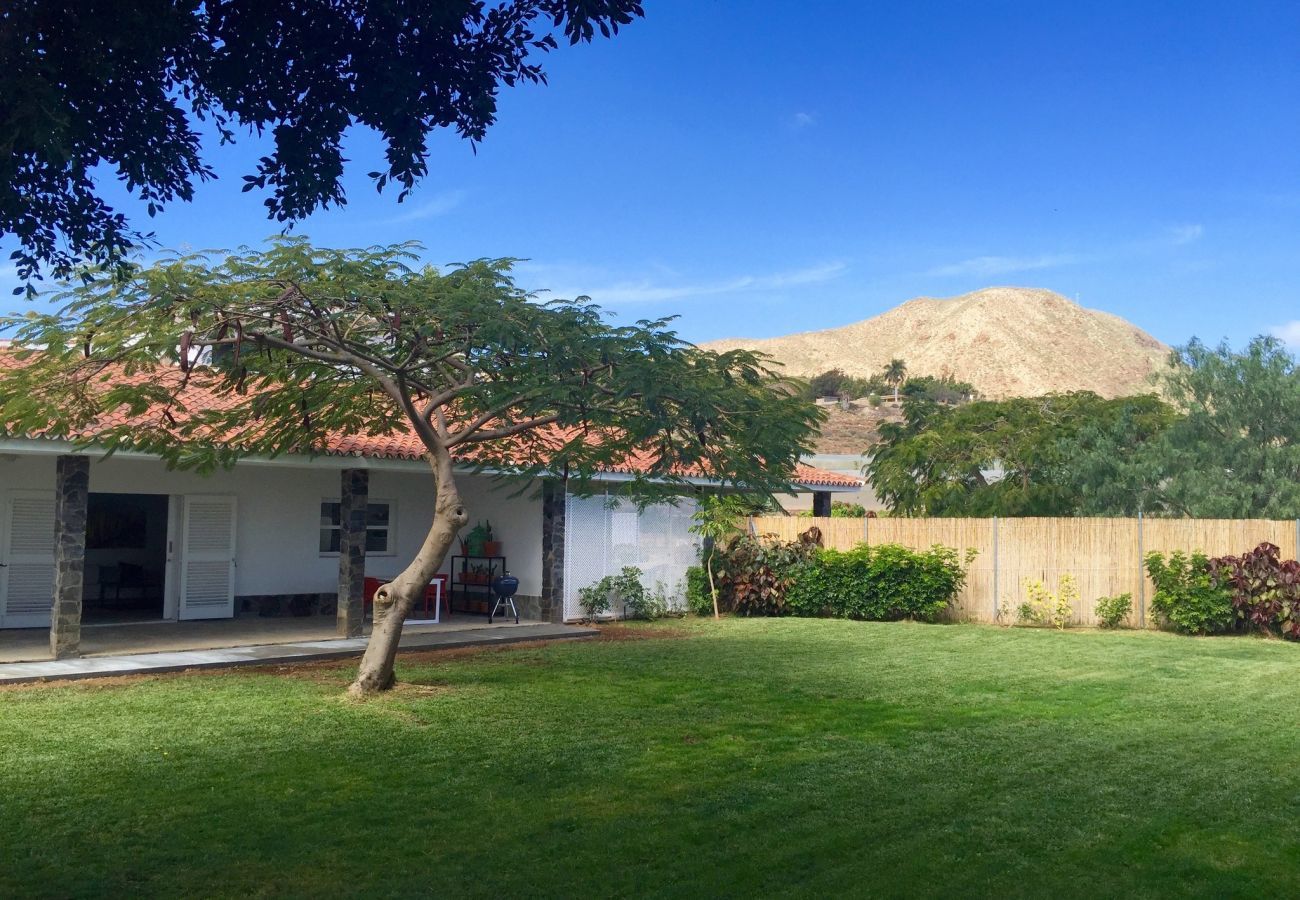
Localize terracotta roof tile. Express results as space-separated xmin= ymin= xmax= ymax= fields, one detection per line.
xmin=0 ymin=356 xmax=862 ymax=490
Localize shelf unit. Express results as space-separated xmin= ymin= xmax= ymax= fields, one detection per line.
xmin=449 ymin=554 xmax=506 ymax=615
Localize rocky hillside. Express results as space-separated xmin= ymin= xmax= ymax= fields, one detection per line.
xmin=705 ymin=287 xmax=1170 ymax=400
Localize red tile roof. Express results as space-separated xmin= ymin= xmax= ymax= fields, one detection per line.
xmin=0 ymin=356 xmax=862 ymax=490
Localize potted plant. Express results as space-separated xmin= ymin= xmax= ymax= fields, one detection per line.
xmin=465 ymin=521 xmax=489 ymax=557
xmin=483 ymin=520 xmax=501 ymax=557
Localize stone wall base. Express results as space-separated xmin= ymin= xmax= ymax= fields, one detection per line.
xmin=235 ymin=592 xmax=550 ymax=621
xmin=238 ymin=593 xmax=338 ymax=618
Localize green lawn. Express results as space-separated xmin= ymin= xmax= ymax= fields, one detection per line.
xmin=4 ymin=619 xmax=1300 ymax=898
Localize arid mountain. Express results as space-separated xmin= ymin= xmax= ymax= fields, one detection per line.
xmin=705 ymin=287 xmax=1170 ymax=400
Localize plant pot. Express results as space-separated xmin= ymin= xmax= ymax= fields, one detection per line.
xmin=484 ymin=541 xmax=501 ymax=557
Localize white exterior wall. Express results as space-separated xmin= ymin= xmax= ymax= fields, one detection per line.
xmin=0 ymin=452 xmax=544 ymax=603
xmin=562 ymin=492 xmax=701 ymax=621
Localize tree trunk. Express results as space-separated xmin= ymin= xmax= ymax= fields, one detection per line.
xmin=706 ymin=549 xmax=720 ymax=620
xmin=348 ymin=447 xmax=468 ymax=698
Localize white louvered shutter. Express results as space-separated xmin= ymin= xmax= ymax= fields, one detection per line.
xmin=1 ymin=491 xmax=56 ymax=628
xmin=179 ymin=495 xmax=237 ymax=620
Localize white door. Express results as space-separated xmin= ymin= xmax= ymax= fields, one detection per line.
xmin=179 ymin=495 xmax=237 ymax=620
xmin=0 ymin=491 xmax=57 ymax=628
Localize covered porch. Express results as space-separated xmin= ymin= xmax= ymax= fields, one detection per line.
xmin=0 ymin=612 xmax=547 ymax=665
xmin=0 ymin=441 xmax=558 ymax=662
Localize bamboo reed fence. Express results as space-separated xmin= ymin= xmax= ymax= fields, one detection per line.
xmin=747 ymin=515 xmax=1300 ymax=627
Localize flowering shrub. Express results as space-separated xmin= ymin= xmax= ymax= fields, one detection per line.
xmin=714 ymin=528 xmax=821 ymax=616
xmin=1209 ymin=542 xmax=1300 ymax=640
xmin=1017 ymin=574 xmax=1078 ymax=629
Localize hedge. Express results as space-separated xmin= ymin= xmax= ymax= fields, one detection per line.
xmin=785 ymin=543 xmax=971 ymax=622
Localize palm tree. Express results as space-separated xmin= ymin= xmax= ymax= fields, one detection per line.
xmin=883 ymin=358 xmax=908 ymax=403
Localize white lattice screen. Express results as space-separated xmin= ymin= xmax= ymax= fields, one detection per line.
xmin=562 ymin=489 xmax=700 ymax=621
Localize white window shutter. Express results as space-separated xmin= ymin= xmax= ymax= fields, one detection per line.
xmin=179 ymin=495 xmax=237 ymax=620
xmin=0 ymin=491 xmax=57 ymax=628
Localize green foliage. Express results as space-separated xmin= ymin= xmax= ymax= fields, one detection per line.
xmin=715 ymin=530 xmax=821 ymax=616
xmin=578 ymin=566 xmax=647 ymax=621
xmin=0 ymin=240 xmax=822 ymax=503
xmin=0 ymin=1 xmax=645 ymax=289
xmin=785 ymin=543 xmax=974 ymax=622
xmin=684 ymin=566 xmax=712 ymax=616
xmin=882 ymin=359 xmax=908 ymax=401
xmin=867 ymin=338 xmax=1300 ymax=518
xmin=798 ymin=500 xmax=867 ymax=518
xmin=1144 ymin=551 xmax=1235 ymax=635
xmin=1150 ymin=338 xmax=1300 ymax=518
xmin=1095 ymin=593 xmax=1133 ymax=629
xmin=1209 ymin=542 xmax=1300 ymax=640
xmin=1017 ymin=575 xmax=1078 ymax=629
xmin=867 ymin=392 xmax=1174 ymax=516
xmin=899 ymin=374 xmax=976 ymax=405
xmin=631 ymin=580 xmax=673 ymax=621
xmin=803 ymin=368 xmax=975 ymax=405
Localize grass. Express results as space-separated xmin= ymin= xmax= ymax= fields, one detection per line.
xmin=4 ymin=618 xmax=1300 ymax=898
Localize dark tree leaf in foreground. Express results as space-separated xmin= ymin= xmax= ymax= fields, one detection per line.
xmin=0 ymin=0 xmax=644 ymax=289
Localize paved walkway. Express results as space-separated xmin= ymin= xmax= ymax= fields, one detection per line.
xmin=0 ymin=623 xmax=597 ymax=685
xmin=0 ymin=614 xmax=537 ymax=663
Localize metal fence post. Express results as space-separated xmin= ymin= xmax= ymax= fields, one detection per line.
xmin=991 ymin=516 xmax=999 ymax=623
xmin=1137 ymin=511 xmax=1145 ymax=628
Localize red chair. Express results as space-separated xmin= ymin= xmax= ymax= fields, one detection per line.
xmin=363 ymin=575 xmax=449 ymax=621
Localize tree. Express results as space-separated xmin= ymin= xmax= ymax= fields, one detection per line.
xmin=688 ymin=495 xmax=754 ymax=619
xmin=0 ymin=0 xmax=644 ymax=290
xmin=0 ymin=238 xmax=822 ymax=695
xmin=809 ymin=369 xmax=849 ymax=399
xmin=1151 ymin=337 xmax=1300 ymax=518
xmin=866 ymin=392 xmax=1173 ymax=516
xmin=882 ymin=358 xmax=907 ymax=403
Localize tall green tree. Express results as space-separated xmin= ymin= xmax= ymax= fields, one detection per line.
xmin=0 ymin=238 xmax=822 ymax=695
xmin=0 ymin=0 xmax=643 ymax=289
xmin=1152 ymin=337 xmax=1300 ymax=517
xmin=866 ymin=392 xmax=1173 ymax=516
xmin=883 ymin=358 xmax=907 ymax=403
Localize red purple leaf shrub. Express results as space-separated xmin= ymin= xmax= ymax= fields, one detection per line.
xmin=1209 ymin=542 xmax=1300 ymax=640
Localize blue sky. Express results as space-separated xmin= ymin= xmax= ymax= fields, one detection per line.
xmin=6 ymin=0 xmax=1300 ymax=350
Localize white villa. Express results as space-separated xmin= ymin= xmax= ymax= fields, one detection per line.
xmin=0 ymin=387 xmax=860 ymax=658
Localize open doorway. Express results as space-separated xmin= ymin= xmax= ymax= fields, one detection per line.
xmin=83 ymin=493 xmax=169 ymax=624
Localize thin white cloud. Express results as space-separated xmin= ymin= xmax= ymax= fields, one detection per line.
xmin=1168 ymin=224 xmax=1204 ymax=245
xmin=380 ymin=189 xmax=467 ymax=224
xmin=926 ymin=224 xmax=1206 ymax=280
xmin=926 ymin=253 xmax=1085 ymax=278
xmin=538 ymin=261 xmax=848 ymax=305
xmin=1272 ymin=320 xmax=1300 ymax=349
xmin=790 ymin=111 xmax=816 ymax=129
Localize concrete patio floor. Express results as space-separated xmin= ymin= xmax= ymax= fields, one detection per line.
xmin=0 ymin=620 xmax=598 ymax=684
xmin=0 ymin=613 xmax=551 ymax=664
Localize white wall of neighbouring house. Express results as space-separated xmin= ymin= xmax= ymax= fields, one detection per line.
xmin=0 ymin=452 xmax=544 ymax=607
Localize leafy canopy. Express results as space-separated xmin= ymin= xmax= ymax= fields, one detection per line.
xmin=0 ymin=0 xmax=643 ymax=289
xmin=1150 ymin=337 xmax=1300 ymax=518
xmin=866 ymin=337 xmax=1300 ymax=519
xmin=866 ymin=391 xmax=1174 ymax=516
xmin=0 ymin=238 xmax=822 ymax=500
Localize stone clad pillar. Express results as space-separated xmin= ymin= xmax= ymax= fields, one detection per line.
xmin=812 ymin=490 xmax=832 ymax=518
xmin=540 ymin=479 xmax=566 ymax=624
xmin=336 ymin=468 xmax=369 ymax=638
xmin=50 ymin=455 xmax=90 ymax=659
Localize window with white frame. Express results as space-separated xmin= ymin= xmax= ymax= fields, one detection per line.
xmin=319 ymin=499 xmax=395 ymax=555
